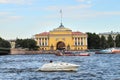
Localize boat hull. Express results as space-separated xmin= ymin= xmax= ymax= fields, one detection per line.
xmin=95 ymin=48 xmax=120 ymax=54
xmin=56 ymin=52 xmax=90 ymax=56
xmin=38 ymin=62 xmax=79 ymax=72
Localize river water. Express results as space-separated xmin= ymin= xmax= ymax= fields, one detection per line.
xmin=0 ymin=53 xmax=120 ymax=80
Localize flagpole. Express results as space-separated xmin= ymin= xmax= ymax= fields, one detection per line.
xmin=59 ymin=9 xmax=64 ymax=27
xmin=60 ymin=9 xmax=62 ymax=24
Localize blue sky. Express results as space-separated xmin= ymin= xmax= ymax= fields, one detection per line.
xmin=0 ymin=0 xmax=120 ymax=40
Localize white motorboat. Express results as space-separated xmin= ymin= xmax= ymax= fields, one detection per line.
xmin=95 ymin=48 xmax=120 ymax=54
xmin=37 ymin=62 xmax=79 ymax=72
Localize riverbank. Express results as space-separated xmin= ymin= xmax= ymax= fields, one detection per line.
xmin=10 ymin=49 xmax=58 ymax=55
xmin=10 ymin=48 xmax=95 ymax=55
xmin=0 ymin=48 xmax=10 ymax=55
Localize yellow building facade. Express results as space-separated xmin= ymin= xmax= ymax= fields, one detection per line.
xmin=35 ymin=23 xmax=88 ymax=51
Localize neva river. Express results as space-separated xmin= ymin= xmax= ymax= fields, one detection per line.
xmin=0 ymin=53 xmax=120 ymax=80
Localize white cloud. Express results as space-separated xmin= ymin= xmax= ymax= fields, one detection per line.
xmin=0 ymin=12 xmax=11 ymax=16
xmin=0 ymin=12 xmax=23 ymax=23
xmin=72 ymin=11 xmax=120 ymax=19
xmin=42 ymin=9 xmax=120 ymax=21
xmin=8 ymin=16 xmax=23 ymax=20
xmin=76 ymin=0 xmax=92 ymax=4
xmin=44 ymin=4 xmax=92 ymax=11
xmin=95 ymin=12 xmax=120 ymax=16
xmin=76 ymin=0 xmax=86 ymax=2
xmin=67 ymin=4 xmax=92 ymax=9
xmin=0 ymin=0 xmax=34 ymax=4
xmin=85 ymin=11 xmax=120 ymax=18
xmin=0 ymin=16 xmax=23 ymax=23
xmin=42 ymin=2 xmax=120 ymax=20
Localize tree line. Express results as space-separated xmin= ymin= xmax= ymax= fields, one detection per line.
xmin=15 ymin=39 xmax=39 ymax=50
xmin=0 ymin=37 xmax=38 ymax=50
xmin=0 ymin=32 xmax=120 ymax=50
xmin=87 ymin=32 xmax=120 ymax=49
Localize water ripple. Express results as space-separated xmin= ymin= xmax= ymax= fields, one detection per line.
xmin=0 ymin=54 xmax=120 ymax=80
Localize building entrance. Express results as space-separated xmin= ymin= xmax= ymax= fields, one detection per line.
xmin=56 ymin=41 xmax=65 ymax=50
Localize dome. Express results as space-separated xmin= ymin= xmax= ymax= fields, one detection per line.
xmin=53 ymin=23 xmax=72 ymax=31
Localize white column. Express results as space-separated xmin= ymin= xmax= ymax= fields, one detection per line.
xmin=86 ymin=37 xmax=87 ymax=45
xmin=37 ymin=38 xmax=40 ymax=46
xmin=80 ymin=37 xmax=81 ymax=45
xmin=77 ymin=37 xmax=78 ymax=46
xmin=41 ymin=38 xmax=42 ymax=46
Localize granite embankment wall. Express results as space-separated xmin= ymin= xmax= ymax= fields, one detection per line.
xmin=11 ymin=49 xmax=58 ymax=55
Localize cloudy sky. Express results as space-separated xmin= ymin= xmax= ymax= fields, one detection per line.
xmin=0 ymin=0 xmax=120 ymax=40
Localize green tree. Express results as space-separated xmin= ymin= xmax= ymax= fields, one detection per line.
xmin=15 ymin=38 xmax=39 ymax=50
xmin=87 ymin=32 xmax=93 ymax=49
xmin=0 ymin=37 xmax=11 ymax=48
xmin=115 ymin=34 xmax=120 ymax=47
xmin=100 ymin=35 xmax=108 ymax=49
xmin=107 ymin=35 xmax=114 ymax=47
xmin=87 ymin=32 xmax=100 ymax=49
xmin=15 ymin=39 xmax=23 ymax=48
xmin=93 ymin=33 xmax=100 ymax=49
xmin=25 ymin=39 xmax=38 ymax=50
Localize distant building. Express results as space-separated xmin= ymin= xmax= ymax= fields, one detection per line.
xmin=34 ymin=23 xmax=88 ymax=51
xmin=9 ymin=40 xmax=16 ymax=48
xmin=98 ymin=31 xmax=120 ymax=40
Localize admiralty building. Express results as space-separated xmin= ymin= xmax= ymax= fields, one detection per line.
xmin=34 ymin=23 xmax=88 ymax=51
